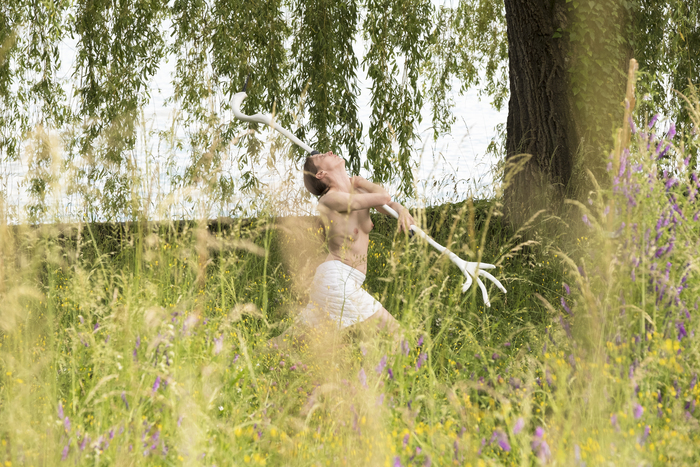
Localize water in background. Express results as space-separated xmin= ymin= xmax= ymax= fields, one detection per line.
xmin=2 ymin=37 xmax=506 ymax=222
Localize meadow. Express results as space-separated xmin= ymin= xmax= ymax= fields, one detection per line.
xmin=1 ymin=101 xmax=699 ymax=466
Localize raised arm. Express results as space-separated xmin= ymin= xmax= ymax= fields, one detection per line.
xmin=320 ymin=190 xmax=391 ymax=213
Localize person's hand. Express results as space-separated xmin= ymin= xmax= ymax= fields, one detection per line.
xmin=397 ymin=207 xmax=415 ymax=235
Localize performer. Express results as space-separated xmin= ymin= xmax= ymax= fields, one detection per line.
xmin=295 ymin=150 xmax=416 ymax=335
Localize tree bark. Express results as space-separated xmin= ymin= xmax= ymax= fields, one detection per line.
xmin=503 ymin=0 xmax=577 ymax=229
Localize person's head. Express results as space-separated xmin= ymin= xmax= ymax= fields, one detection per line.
xmin=303 ymin=155 xmax=329 ymax=197
xmin=303 ymin=151 xmax=345 ymax=197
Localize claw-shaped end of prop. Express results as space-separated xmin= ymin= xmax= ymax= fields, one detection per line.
xmin=450 ymin=254 xmax=507 ymax=307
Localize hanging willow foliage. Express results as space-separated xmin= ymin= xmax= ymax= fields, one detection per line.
xmin=72 ymin=0 xmax=167 ymax=220
xmin=1 ymin=0 xmax=699 ymax=221
xmin=290 ymin=0 xmax=362 ymax=174
xmin=363 ymin=0 xmax=433 ymax=196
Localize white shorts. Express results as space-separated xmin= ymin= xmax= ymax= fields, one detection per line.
xmin=298 ymin=260 xmax=383 ymax=329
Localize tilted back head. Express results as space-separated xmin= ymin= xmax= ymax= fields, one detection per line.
xmin=303 ymin=152 xmax=330 ymax=197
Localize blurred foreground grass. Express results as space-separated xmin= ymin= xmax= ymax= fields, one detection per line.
xmin=2 ymin=118 xmax=700 ymax=465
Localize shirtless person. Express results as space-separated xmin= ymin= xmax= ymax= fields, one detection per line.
xmin=294 ymin=150 xmax=416 ymax=335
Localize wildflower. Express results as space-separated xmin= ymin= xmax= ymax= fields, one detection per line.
xmin=79 ymin=435 xmax=89 ymax=451
xmin=491 ymin=429 xmax=510 ymax=452
xmin=358 ymin=368 xmax=367 ymax=388
xmin=402 ymin=340 xmax=410 ymax=356
xmin=403 ymin=433 xmax=409 ymax=447
xmin=58 ymin=402 xmax=64 ymax=419
xmin=513 ymin=417 xmax=524 ymax=434
xmin=393 ymin=457 xmax=403 ymax=467
xmin=152 ymin=376 xmax=161 ymax=394
xmin=61 ymin=445 xmax=69 ymax=461
xmin=387 ymin=367 xmax=394 ymax=380
xmin=64 ymin=417 xmax=71 ymax=431
xmin=416 ymin=353 xmax=427 ymax=370
xmin=417 ymin=335 xmax=424 ymax=346
xmin=121 ymin=392 xmax=129 ymax=409
xmin=649 ymin=114 xmax=659 ymax=128
xmin=667 ymin=122 xmax=676 ymax=139
xmin=561 ymin=297 xmax=572 ymax=315
xmin=633 ymin=403 xmax=643 ymax=419
xmin=93 ymin=322 xmax=100 ymax=331
xmin=582 ymin=214 xmax=592 ymax=227
xmin=376 ymin=355 xmax=387 ymax=375
xmin=531 ymin=427 xmax=550 ymax=461
xmin=640 ymin=425 xmax=651 ymax=445
xmin=492 ymin=353 xmax=499 ymax=360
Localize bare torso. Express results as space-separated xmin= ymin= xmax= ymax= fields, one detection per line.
xmin=317 ymin=199 xmax=374 ymax=275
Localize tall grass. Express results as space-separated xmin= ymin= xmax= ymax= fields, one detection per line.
xmin=1 ymin=98 xmax=699 ymax=466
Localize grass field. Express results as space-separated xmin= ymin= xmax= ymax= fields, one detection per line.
xmin=1 ymin=109 xmax=699 ymax=466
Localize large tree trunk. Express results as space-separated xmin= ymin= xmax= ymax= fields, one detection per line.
xmin=502 ymin=0 xmax=577 ymax=229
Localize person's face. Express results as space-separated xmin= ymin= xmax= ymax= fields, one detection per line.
xmin=311 ymin=151 xmax=345 ymax=174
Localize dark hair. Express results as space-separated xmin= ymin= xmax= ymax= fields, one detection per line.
xmin=303 ymin=155 xmax=330 ymax=197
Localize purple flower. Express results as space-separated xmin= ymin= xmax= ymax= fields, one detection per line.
xmin=492 ymin=353 xmax=499 ymax=360
xmin=563 ymin=283 xmax=570 ymax=295
xmin=582 ymin=214 xmax=592 ymax=227
xmin=667 ymin=123 xmax=676 ymax=139
xmin=393 ymin=456 xmax=403 ymax=467
xmin=513 ymin=417 xmax=524 ymax=434
xmin=61 ymin=445 xmax=69 ymax=461
xmin=79 ymin=435 xmax=88 ymax=451
xmin=649 ymin=114 xmax=659 ymax=128
xmin=417 ymin=335 xmax=424 ymax=347
xmin=416 ymin=353 xmax=427 ymax=370
xmin=403 ymin=433 xmax=409 ymax=446
xmin=532 ymin=427 xmax=550 ymax=461
xmin=135 ymin=335 xmax=141 ymax=348
xmin=232 ymin=354 xmax=239 ymax=364
xmin=64 ymin=416 xmax=71 ymax=431
xmin=387 ymin=367 xmax=394 ymax=380
xmin=121 ymin=391 xmax=129 ymax=409
xmin=491 ymin=429 xmax=510 ymax=452
xmin=640 ymin=425 xmax=651 ymax=445
xmin=93 ymin=322 xmax=100 ymax=331
xmin=58 ymin=402 xmax=64 ymax=419
xmin=152 ymin=376 xmax=161 ymax=394
xmin=358 ymin=368 xmax=367 ymax=388
xmin=376 ymin=355 xmax=387 ymax=375
xmin=634 ymin=403 xmax=644 ymax=419
xmin=561 ymin=297 xmax=572 ymax=315
xmin=402 ymin=340 xmax=410 ymax=356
